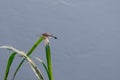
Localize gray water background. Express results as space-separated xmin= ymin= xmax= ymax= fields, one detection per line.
xmin=0 ymin=0 xmax=120 ymax=80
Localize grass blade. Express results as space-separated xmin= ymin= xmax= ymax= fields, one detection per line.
xmin=4 ymin=52 xmax=16 ymax=80
xmin=36 ymin=57 xmax=51 ymax=79
xmin=12 ymin=36 xmax=44 ymax=79
xmin=25 ymin=57 xmax=44 ymax=80
xmin=27 ymin=36 xmax=44 ymax=56
xmin=45 ymin=43 xmax=54 ymax=80
xmin=0 ymin=46 xmax=44 ymax=80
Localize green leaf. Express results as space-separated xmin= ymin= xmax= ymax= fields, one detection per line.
xmin=27 ymin=36 xmax=44 ymax=56
xmin=27 ymin=58 xmax=44 ymax=80
xmin=0 ymin=46 xmax=44 ymax=80
xmin=36 ymin=57 xmax=50 ymax=80
xmin=4 ymin=52 xmax=16 ymax=80
xmin=45 ymin=43 xmax=54 ymax=80
xmin=12 ymin=36 xmax=44 ymax=80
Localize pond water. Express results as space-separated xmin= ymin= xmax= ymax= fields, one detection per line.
xmin=0 ymin=0 xmax=120 ymax=80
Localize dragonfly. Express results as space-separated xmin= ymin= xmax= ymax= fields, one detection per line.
xmin=42 ymin=33 xmax=57 ymax=39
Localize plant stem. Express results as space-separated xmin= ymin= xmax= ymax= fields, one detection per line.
xmin=45 ymin=43 xmax=54 ymax=80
